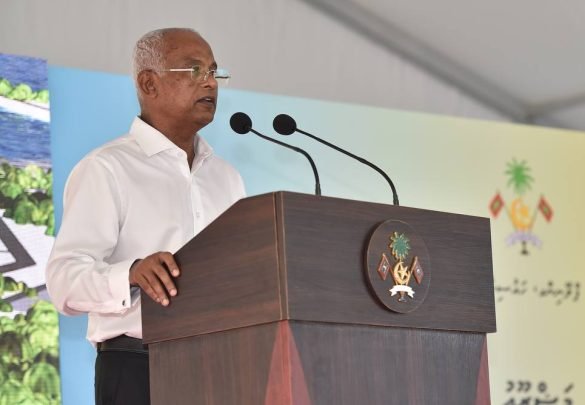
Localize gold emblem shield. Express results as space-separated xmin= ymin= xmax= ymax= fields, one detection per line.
xmin=365 ymin=220 xmax=431 ymax=313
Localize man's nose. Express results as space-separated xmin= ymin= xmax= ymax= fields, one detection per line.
xmin=201 ymin=73 xmax=218 ymax=89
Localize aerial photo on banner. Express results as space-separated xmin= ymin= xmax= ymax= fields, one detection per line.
xmin=0 ymin=53 xmax=60 ymax=405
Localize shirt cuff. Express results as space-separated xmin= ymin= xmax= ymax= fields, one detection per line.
xmin=107 ymin=258 xmax=136 ymax=311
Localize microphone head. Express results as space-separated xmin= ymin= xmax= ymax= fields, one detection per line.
xmin=273 ymin=114 xmax=297 ymax=135
xmin=230 ymin=112 xmax=252 ymax=134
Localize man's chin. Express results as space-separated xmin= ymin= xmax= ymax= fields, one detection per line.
xmin=193 ymin=112 xmax=215 ymax=128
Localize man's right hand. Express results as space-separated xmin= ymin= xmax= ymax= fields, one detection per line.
xmin=129 ymin=252 xmax=180 ymax=306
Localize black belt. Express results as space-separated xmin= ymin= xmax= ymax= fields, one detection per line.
xmin=97 ymin=335 xmax=148 ymax=354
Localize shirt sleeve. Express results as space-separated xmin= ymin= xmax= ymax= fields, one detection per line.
xmin=235 ymin=171 xmax=246 ymax=200
xmin=46 ymin=155 xmax=133 ymax=316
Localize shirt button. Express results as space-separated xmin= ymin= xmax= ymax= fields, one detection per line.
xmin=122 ymin=299 xmax=126 ymax=306
xmin=195 ymin=212 xmax=201 ymax=218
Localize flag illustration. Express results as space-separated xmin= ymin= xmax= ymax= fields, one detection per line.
xmin=490 ymin=193 xmax=505 ymax=217
xmin=538 ymin=196 xmax=553 ymax=222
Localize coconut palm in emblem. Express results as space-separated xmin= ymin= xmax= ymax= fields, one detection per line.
xmin=389 ymin=232 xmax=413 ymax=302
xmin=506 ymin=159 xmax=533 ymax=231
xmin=489 ymin=158 xmax=553 ymax=255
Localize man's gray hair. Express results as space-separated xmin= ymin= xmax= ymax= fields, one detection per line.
xmin=132 ymin=28 xmax=199 ymax=84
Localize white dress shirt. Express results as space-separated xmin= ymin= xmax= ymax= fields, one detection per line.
xmin=46 ymin=117 xmax=245 ymax=344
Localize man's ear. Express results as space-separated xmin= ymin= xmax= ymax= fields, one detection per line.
xmin=137 ymin=70 xmax=158 ymax=99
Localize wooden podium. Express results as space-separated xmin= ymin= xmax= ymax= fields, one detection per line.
xmin=142 ymin=192 xmax=496 ymax=405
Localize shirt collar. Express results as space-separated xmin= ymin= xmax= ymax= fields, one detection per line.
xmin=129 ymin=116 xmax=213 ymax=159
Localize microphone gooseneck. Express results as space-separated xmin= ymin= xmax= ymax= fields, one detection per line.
xmin=273 ymin=114 xmax=399 ymax=205
xmin=229 ymin=112 xmax=321 ymax=196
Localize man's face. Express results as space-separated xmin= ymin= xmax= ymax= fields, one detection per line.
xmin=156 ymin=31 xmax=219 ymax=130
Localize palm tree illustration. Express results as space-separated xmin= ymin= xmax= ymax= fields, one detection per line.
xmin=505 ymin=159 xmax=535 ymax=254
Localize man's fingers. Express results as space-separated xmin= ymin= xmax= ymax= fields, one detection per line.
xmin=151 ymin=263 xmax=177 ymax=298
xmin=129 ymin=252 xmax=180 ymax=306
xmin=138 ymin=274 xmax=164 ymax=305
xmin=158 ymin=252 xmax=180 ymax=278
xmin=144 ymin=269 xmax=171 ymax=306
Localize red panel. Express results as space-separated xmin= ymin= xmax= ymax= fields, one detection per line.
xmin=265 ymin=322 xmax=312 ymax=405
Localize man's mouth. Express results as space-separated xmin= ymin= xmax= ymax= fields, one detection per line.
xmin=197 ymin=96 xmax=216 ymax=106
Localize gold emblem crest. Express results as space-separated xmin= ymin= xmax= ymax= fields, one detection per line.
xmin=378 ymin=232 xmax=424 ymax=302
xmin=366 ymin=220 xmax=431 ymax=313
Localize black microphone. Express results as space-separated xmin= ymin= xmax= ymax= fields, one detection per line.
xmin=273 ymin=114 xmax=399 ymax=205
xmin=229 ymin=112 xmax=321 ymax=196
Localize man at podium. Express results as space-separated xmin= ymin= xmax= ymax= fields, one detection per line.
xmin=46 ymin=27 xmax=245 ymax=405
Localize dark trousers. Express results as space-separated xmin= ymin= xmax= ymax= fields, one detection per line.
xmin=95 ymin=350 xmax=150 ymax=405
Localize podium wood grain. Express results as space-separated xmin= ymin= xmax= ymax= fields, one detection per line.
xmin=142 ymin=192 xmax=496 ymax=404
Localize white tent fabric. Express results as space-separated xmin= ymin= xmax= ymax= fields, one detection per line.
xmin=0 ymin=0 xmax=511 ymax=124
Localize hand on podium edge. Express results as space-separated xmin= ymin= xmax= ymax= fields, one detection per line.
xmin=129 ymin=252 xmax=180 ymax=306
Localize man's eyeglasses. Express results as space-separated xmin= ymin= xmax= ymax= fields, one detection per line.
xmin=161 ymin=65 xmax=231 ymax=85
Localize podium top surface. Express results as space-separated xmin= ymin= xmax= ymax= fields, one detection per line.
xmin=142 ymin=192 xmax=495 ymax=344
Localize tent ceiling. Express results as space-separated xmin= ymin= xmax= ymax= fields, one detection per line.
xmin=1 ymin=0 xmax=583 ymax=132
xmin=307 ymin=0 xmax=585 ymax=130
